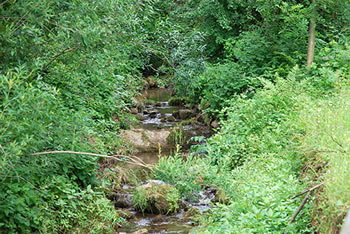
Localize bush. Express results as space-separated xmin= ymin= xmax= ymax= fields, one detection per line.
xmin=188 ymin=62 xmax=252 ymax=116
xmin=205 ymin=70 xmax=307 ymax=168
xmin=0 ymin=70 xmax=122 ymax=232
xmin=197 ymin=154 xmax=311 ymax=233
xmin=154 ymin=152 xmax=219 ymax=199
xmin=132 ymin=182 xmax=181 ymax=214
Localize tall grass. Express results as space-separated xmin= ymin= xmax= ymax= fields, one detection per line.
xmin=298 ymin=87 xmax=350 ymax=233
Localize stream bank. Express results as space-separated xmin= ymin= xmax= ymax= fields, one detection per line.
xmin=109 ymin=87 xmax=215 ymax=233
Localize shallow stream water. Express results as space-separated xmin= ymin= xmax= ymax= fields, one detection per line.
xmin=116 ymin=88 xmax=213 ymax=234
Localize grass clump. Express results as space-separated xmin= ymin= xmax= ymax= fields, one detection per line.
xmin=132 ymin=182 xmax=181 ymax=214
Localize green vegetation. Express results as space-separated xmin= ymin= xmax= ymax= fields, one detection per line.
xmin=1 ymin=0 xmax=350 ymax=233
xmin=0 ymin=0 xmax=169 ymax=232
xmin=132 ymin=182 xmax=180 ymax=214
xmin=154 ymin=0 xmax=350 ymax=233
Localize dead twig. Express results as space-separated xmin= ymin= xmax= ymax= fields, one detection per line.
xmin=26 ymin=150 xmax=153 ymax=170
xmin=291 ymin=182 xmax=324 ymax=200
xmin=285 ymin=183 xmax=325 ymax=233
xmin=285 ymin=191 xmax=312 ymax=234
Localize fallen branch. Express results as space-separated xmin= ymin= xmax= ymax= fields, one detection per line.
xmin=284 ymin=183 xmax=325 ymax=233
xmin=285 ymin=191 xmax=313 ymax=234
xmin=26 ymin=150 xmax=153 ymax=169
xmin=291 ymin=182 xmax=324 ymax=200
xmin=285 ymin=191 xmax=312 ymax=234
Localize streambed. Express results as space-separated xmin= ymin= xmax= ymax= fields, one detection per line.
xmin=115 ymin=88 xmax=214 ymax=233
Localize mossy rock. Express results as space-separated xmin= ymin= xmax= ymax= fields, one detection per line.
xmin=168 ymin=97 xmax=185 ymax=106
xmin=116 ymin=209 xmax=135 ymax=220
xmin=132 ymin=181 xmax=180 ymax=214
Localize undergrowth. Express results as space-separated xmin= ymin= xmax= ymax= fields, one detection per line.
xmin=154 ymin=57 xmax=350 ymax=232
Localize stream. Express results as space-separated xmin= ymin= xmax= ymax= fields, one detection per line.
xmin=114 ymin=88 xmax=214 ymax=234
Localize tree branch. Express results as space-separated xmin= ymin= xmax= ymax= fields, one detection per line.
xmin=285 ymin=191 xmax=312 ymax=234
xmin=291 ymin=182 xmax=324 ymax=200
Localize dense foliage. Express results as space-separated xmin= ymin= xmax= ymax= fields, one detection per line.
xmin=0 ymin=0 xmax=166 ymax=232
xmin=153 ymin=0 xmax=350 ymax=233
xmin=1 ymin=0 xmax=349 ymax=232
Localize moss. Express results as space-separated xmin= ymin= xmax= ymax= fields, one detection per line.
xmin=132 ymin=182 xmax=180 ymax=214
xmin=168 ymin=97 xmax=186 ymax=106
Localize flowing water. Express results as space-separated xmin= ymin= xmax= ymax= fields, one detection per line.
xmin=116 ymin=88 xmax=214 ymax=234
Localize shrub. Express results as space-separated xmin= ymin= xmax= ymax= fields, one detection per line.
xmin=196 ymin=154 xmax=312 ymax=233
xmin=206 ymin=70 xmax=307 ymax=168
xmin=188 ymin=62 xmax=252 ymax=116
xmin=0 ymin=70 xmax=122 ymax=232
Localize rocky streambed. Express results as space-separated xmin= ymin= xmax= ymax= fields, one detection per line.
xmin=108 ymin=88 xmax=217 ymax=233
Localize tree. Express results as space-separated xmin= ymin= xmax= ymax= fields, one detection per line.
xmin=307 ymin=0 xmax=316 ymax=67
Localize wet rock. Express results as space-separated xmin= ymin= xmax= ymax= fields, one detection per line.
xmin=133 ymin=181 xmax=180 ymax=214
xmin=116 ymin=209 xmax=135 ymax=220
xmin=110 ymin=192 xmax=133 ymax=208
xmin=149 ymin=111 xmax=158 ymax=118
xmin=121 ymin=129 xmax=171 ymax=152
xmin=179 ymin=109 xmax=196 ymax=120
xmin=210 ymin=120 xmax=220 ymax=128
xmin=172 ymin=110 xmax=180 ymax=119
xmin=166 ymin=115 xmax=176 ymax=122
xmin=168 ymin=97 xmax=185 ymax=106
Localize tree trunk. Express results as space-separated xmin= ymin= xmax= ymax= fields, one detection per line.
xmin=307 ymin=0 xmax=316 ymax=67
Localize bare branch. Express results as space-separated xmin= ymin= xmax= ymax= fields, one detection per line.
xmin=285 ymin=191 xmax=312 ymax=234
xmin=291 ymin=182 xmax=324 ymax=200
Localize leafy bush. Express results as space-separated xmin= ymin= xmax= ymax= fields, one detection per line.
xmin=188 ymin=62 xmax=252 ymax=116
xmin=154 ymin=151 xmax=311 ymax=233
xmin=0 ymin=70 xmax=122 ymax=232
xmin=0 ymin=0 xmax=162 ymax=230
xmin=154 ymin=152 xmax=219 ymax=199
xmin=196 ymin=154 xmax=312 ymax=233
xmin=132 ymin=182 xmax=181 ymax=214
xmin=205 ymin=71 xmax=308 ymax=168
